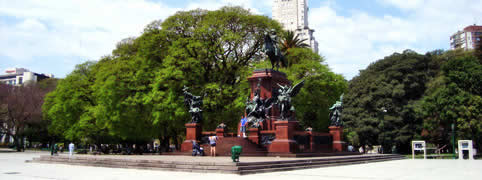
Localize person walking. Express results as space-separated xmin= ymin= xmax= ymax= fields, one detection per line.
xmin=50 ymin=142 xmax=54 ymax=156
xmin=53 ymin=143 xmax=59 ymax=156
xmin=209 ymin=135 xmax=218 ymax=157
xmin=69 ymin=142 xmax=75 ymax=158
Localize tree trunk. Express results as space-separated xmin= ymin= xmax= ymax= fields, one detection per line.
xmin=160 ymin=136 xmax=169 ymax=152
xmin=173 ymin=132 xmax=179 ymax=151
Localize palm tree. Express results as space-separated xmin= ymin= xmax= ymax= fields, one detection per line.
xmin=280 ymin=30 xmax=310 ymax=54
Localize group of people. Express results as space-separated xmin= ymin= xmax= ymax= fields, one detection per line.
xmin=89 ymin=143 xmax=164 ymax=155
xmin=191 ymin=116 xmax=251 ymax=157
xmin=192 ymin=135 xmax=219 ymax=157
xmin=50 ymin=142 xmax=75 ymax=157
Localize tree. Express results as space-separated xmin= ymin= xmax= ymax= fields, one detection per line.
xmin=152 ymin=6 xmax=282 ymax=131
xmin=44 ymin=6 xmax=283 ymax=149
xmin=0 ymin=82 xmax=52 ymax=151
xmin=43 ymin=62 xmax=109 ymax=145
xmin=417 ymin=55 xmax=482 ymax=152
xmin=44 ymin=6 xmax=347 ymax=150
xmin=22 ymin=78 xmax=58 ymax=146
xmin=343 ymin=50 xmax=433 ymax=153
xmin=0 ymin=84 xmax=9 ymax=142
xmin=280 ymin=30 xmax=310 ymax=56
xmin=475 ymin=39 xmax=482 ymax=63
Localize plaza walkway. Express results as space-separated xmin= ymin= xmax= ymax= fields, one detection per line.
xmin=1 ymin=151 xmax=481 ymax=180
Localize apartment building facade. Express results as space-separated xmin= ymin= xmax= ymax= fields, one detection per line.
xmin=450 ymin=25 xmax=482 ymax=50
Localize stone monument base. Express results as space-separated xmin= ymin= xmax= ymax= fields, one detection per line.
xmin=269 ymin=121 xmax=299 ymax=153
xmin=247 ymin=128 xmax=260 ymax=144
xmin=180 ymin=123 xmax=202 ymax=152
xmin=329 ymin=126 xmax=346 ymax=152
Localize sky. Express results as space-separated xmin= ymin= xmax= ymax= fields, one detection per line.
xmin=0 ymin=0 xmax=481 ymax=80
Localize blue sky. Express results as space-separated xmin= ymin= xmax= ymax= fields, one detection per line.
xmin=1 ymin=0 xmax=481 ymax=80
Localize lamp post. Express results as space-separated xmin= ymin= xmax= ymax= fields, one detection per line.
xmin=380 ymin=107 xmax=387 ymax=154
xmin=451 ymin=123 xmax=456 ymax=159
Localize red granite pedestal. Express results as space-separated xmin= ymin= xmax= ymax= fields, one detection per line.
xmin=329 ymin=126 xmax=346 ymax=152
xmin=181 ymin=123 xmax=202 ymax=152
xmin=269 ymin=121 xmax=299 ymax=153
xmin=247 ymin=69 xmax=290 ymax=131
xmin=247 ymin=128 xmax=260 ymax=144
xmin=215 ymin=128 xmax=225 ymax=138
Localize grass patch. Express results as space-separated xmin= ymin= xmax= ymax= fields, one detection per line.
xmin=404 ymin=153 xmax=457 ymax=159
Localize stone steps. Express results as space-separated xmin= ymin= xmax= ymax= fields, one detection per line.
xmin=206 ymin=137 xmax=267 ymax=156
xmin=237 ymin=155 xmax=404 ymax=174
xmin=238 ymin=156 xmax=404 ymax=175
xmin=31 ymin=156 xmax=240 ymax=174
xmin=30 ymin=154 xmax=405 ymax=175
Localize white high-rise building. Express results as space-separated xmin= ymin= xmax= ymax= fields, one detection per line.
xmin=272 ymin=0 xmax=319 ymax=53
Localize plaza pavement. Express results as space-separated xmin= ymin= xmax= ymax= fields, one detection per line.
xmin=0 ymin=151 xmax=480 ymax=180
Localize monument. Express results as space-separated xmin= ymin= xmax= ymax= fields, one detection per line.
xmin=328 ymin=94 xmax=346 ymax=152
xmin=180 ymin=86 xmax=204 ymax=152
xmin=179 ymin=29 xmax=348 ymax=156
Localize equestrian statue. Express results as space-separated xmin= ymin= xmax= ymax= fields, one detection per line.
xmin=264 ymin=29 xmax=287 ymax=70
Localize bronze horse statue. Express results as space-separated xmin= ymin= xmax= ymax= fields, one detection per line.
xmin=264 ymin=30 xmax=287 ymax=70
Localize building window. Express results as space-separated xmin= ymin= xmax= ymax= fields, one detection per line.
xmin=18 ymin=77 xmax=23 ymax=84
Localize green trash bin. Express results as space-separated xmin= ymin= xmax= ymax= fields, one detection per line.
xmin=231 ymin=146 xmax=242 ymax=162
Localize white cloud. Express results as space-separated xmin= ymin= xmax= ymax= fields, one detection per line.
xmin=0 ymin=0 xmax=269 ymax=76
xmin=309 ymin=6 xmax=418 ymax=79
xmin=0 ymin=0 xmax=180 ymax=63
xmin=1 ymin=0 xmax=480 ymax=80
xmin=309 ymin=0 xmax=482 ymax=79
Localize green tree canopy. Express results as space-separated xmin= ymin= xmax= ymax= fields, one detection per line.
xmin=152 ymin=6 xmax=282 ymax=131
xmin=43 ymin=6 xmax=347 ymax=150
xmin=43 ymin=6 xmax=286 ymax=147
xmin=343 ymin=50 xmax=434 ymax=153
xmin=43 ymin=62 xmax=111 ymax=144
xmin=417 ymin=55 xmax=482 ymax=151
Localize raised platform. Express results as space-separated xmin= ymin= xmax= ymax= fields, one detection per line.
xmin=29 ymin=154 xmax=405 ymax=175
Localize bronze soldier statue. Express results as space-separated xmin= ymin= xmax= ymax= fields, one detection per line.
xmin=183 ymin=86 xmax=203 ymax=123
